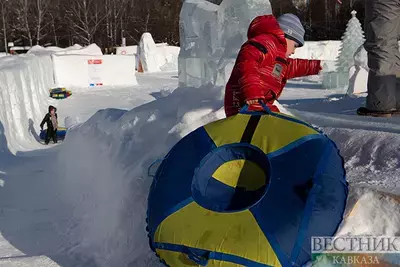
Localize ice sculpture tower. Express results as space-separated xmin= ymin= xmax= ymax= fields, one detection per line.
xmin=178 ymin=0 xmax=272 ymax=88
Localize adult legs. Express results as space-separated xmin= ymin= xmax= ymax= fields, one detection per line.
xmin=363 ymin=0 xmax=400 ymax=112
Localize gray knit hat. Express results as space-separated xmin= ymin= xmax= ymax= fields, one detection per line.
xmin=277 ymin=14 xmax=305 ymax=47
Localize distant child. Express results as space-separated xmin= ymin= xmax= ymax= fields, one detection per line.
xmin=224 ymin=14 xmax=322 ymax=117
xmin=40 ymin=105 xmax=58 ymax=144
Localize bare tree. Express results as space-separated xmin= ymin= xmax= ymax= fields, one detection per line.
xmin=105 ymin=0 xmax=111 ymax=46
xmin=48 ymin=12 xmax=58 ymax=46
xmin=66 ymin=0 xmax=107 ymax=45
xmin=13 ymin=0 xmax=33 ymax=46
xmin=104 ymin=0 xmax=128 ymax=47
xmin=0 ymin=0 xmax=363 ymax=50
xmin=112 ymin=0 xmax=128 ymax=46
xmin=0 ymin=0 xmax=9 ymax=53
xmin=34 ymin=0 xmax=51 ymax=45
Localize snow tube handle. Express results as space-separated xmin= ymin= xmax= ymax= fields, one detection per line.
xmin=259 ymin=99 xmax=272 ymax=114
xmin=186 ymin=248 xmax=209 ymax=266
xmin=239 ymin=105 xmax=250 ymax=113
xmin=239 ymin=99 xmax=272 ymax=114
xmin=147 ymin=158 xmax=164 ymax=178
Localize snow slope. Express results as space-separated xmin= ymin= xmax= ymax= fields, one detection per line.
xmin=279 ymin=86 xmax=400 ymax=192
xmin=0 ymin=73 xmax=181 ymax=267
xmin=52 ymin=84 xmax=225 ymax=266
xmin=0 ymin=54 xmax=56 ymax=153
xmin=0 ymin=50 xmax=178 ymax=155
xmin=56 ymin=72 xmax=178 ymax=129
xmin=50 ymin=80 xmax=400 ymax=267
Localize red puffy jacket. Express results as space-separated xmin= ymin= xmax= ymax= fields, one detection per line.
xmin=224 ymin=15 xmax=322 ymax=117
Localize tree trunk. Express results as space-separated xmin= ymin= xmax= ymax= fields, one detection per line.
xmin=36 ymin=0 xmax=41 ymax=45
xmin=52 ymin=16 xmax=58 ymax=46
xmin=113 ymin=4 xmax=117 ymax=46
xmin=144 ymin=12 xmax=150 ymax=32
xmin=83 ymin=0 xmax=91 ymax=45
xmin=2 ymin=2 xmax=7 ymax=54
xmin=120 ymin=16 xmax=124 ymax=46
xmin=23 ymin=0 xmax=33 ymax=46
xmin=105 ymin=0 xmax=111 ymax=48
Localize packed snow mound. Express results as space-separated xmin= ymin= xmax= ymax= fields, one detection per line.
xmin=281 ymin=93 xmax=400 ymax=190
xmin=310 ymin=185 xmax=400 ymax=266
xmin=54 ymin=43 xmax=103 ymax=56
xmin=27 ymin=44 xmax=84 ymax=55
xmin=27 ymin=43 xmax=102 ymax=56
xmin=56 ymin=82 xmax=399 ymax=266
xmin=57 ymin=85 xmax=226 ymax=267
xmin=338 ymin=185 xmax=400 ymax=236
xmin=27 ymin=45 xmax=62 ymax=54
xmin=157 ymin=45 xmax=180 ymax=71
xmin=323 ymin=127 xmax=400 ymax=190
xmin=138 ymin=33 xmax=161 ymax=72
xmin=116 ymin=44 xmax=180 ymax=71
xmin=0 ymin=54 xmax=56 ymax=154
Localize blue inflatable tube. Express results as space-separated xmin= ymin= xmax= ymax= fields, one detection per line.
xmin=146 ymin=103 xmax=348 ymax=267
xmin=39 ymin=127 xmax=67 ymax=141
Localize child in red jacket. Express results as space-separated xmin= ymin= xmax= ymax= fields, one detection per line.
xmin=224 ymin=14 xmax=322 ymax=117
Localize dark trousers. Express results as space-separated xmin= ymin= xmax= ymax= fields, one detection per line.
xmin=45 ymin=128 xmax=57 ymax=144
xmin=364 ymin=0 xmax=400 ymax=111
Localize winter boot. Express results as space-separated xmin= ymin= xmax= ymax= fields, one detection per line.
xmin=356 ymin=107 xmax=392 ymax=117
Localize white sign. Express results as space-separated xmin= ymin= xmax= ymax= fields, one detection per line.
xmin=88 ymin=59 xmax=103 ymax=86
xmin=8 ymin=42 xmax=14 ymax=47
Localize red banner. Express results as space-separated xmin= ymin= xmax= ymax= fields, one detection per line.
xmin=88 ymin=59 xmax=102 ymax=64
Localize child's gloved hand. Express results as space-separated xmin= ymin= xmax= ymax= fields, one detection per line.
xmin=246 ymin=99 xmax=259 ymax=105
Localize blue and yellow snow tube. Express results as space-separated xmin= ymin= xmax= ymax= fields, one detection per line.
xmin=40 ymin=127 xmax=67 ymax=141
xmin=146 ymin=103 xmax=348 ymax=267
xmin=49 ymin=87 xmax=72 ymax=99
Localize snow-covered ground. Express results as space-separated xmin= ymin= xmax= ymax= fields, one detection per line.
xmin=0 ymin=52 xmax=399 ymax=266
xmin=280 ymin=78 xmax=400 ymax=191
xmin=0 ymin=70 xmax=181 ymax=267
